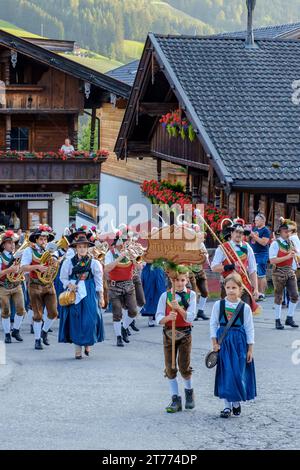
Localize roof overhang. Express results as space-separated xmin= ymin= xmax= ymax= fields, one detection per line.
xmin=148 ymin=33 xmax=233 ymax=188
xmin=0 ymin=29 xmax=130 ymax=98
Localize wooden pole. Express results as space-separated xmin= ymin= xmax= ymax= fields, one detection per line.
xmin=170 ymin=275 xmax=176 ymax=370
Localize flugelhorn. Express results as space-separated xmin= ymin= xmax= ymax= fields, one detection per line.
xmin=89 ymin=240 xmax=109 ymax=261
xmin=123 ymin=240 xmax=146 ymax=263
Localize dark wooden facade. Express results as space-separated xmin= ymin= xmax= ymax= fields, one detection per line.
xmin=0 ymin=29 xmax=130 ymax=230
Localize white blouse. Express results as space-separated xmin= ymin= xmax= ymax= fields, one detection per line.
xmin=210 ymin=299 xmax=255 ymax=344
xmin=60 ymin=257 xmax=103 ymax=293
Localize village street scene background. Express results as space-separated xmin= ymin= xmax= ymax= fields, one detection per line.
xmin=0 ymin=0 xmax=300 ymax=451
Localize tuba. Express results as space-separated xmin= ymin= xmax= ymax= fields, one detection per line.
xmin=36 ymin=236 xmax=69 ymax=285
xmin=7 ymin=234 xmax=31 ymax=283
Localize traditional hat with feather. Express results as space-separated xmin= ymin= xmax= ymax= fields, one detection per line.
xmin=29 ymin=224 xmax=55 ymax=243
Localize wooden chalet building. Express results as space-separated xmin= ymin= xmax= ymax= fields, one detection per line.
xmin=114 ymin=19 xmax=300 ymax=230
xmin=0 ymin=29 xmax=130 ymax=234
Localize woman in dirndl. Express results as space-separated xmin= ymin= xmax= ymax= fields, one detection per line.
xmin=59 ymin=231 xmax=105 ymax=359
xmin=210 ymin=273 xmax=257 ymax=418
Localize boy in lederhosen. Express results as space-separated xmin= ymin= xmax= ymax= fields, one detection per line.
xmin=269 ymin=222 xmax=299 ymax=330
xmin=104 ymin=228 xmax=138 ymax=347
xmin=156 ymin=265 xmax=196 ymax=413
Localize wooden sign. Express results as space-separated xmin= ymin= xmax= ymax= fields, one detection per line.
xmin=144 ymin=224 xmax=206 ymax=265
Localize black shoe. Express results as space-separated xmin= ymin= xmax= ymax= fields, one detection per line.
xmin=116 ymin=336 xmax=124 ymax=347
xmin=41 ymin=330 xmax=50 ymax=346
xmin=220 ymin=408 xmax=232 ymax=418
xmin=5 ymin=333 xmax=12 ymax=344
xmin=195 ymin=309 xmax=209 ymax=321
xmin=275 ymin=319 xmax=284 ymax=330
xmin=121 ymin=326 xmax=130 ymax=343
xmin=35 ymin=339 xmax=43 ymax=350
xmin=48 ymin=328 xmax=53 ymax=333
xmin=166 ymin=395 xmax=182 ymax=413
xmin=285 ymin=316 xmax=299 ymax=328
xmin=30 ymin=324 xmax=34 ymax=334
xmin=130 ymin=320 xmax=140 ymax=332
xmin=185 ymin=389 xmax=195 ymax=410
xmin=232 ymin=404 xmax=241 ymax=416
xmin=11 ymin=329 xmax=23 ymax=342
xmin=126 ymin=327 xmax=132 ymax=336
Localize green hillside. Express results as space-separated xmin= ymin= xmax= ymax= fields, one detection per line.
xmin=61 ymin=51 xmax=123 ymax=74
xmin=0 ymin=19 xmax=41 ymax=38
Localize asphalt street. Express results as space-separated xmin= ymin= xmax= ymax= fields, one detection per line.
xmin=0 ymin=297 xmax=299 ymax=450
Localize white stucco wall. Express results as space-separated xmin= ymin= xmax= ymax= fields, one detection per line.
xmin=99 ymin=174 xmax=152 ymax=233
xmin=52 ymin=192 xmax=70 ymax=237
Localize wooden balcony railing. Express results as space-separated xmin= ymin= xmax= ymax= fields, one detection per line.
xmin=0 ymin=151 xmax=107 ymax=189
xmin=77 ymin=199 xmax=98 ymax=222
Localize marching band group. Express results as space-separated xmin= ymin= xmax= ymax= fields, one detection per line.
xmin=0 ymin=214 xmax=299 ymax=418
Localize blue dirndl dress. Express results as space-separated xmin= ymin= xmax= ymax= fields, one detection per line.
xmin=58 ymin=259 xmax=105 ymax=347
xmin=214 ymin=301 xmax=257 ymax=403
xmin=54 ymin=261 xmax=65 ymax=318
xmin=140 ymin=264 xmax=167 ymax=316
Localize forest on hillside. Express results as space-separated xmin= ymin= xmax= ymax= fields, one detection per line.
xmin=0 ymin=0 xmax=300 ymax=62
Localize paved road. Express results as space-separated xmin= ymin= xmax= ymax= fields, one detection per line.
xmin=0 ymin=298 xmax=299 ymax=450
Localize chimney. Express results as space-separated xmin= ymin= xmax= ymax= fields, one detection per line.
xmin=245 ymin=0 xmax=257 ymax=48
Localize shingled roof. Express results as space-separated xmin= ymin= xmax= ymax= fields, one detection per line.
xmin=215 ymin=22 xmax=300 ymax=40
xmin=106 ymin=60 xmax=139 ymax=86
xmin=146 ymin=34 xmax=300 ymax=189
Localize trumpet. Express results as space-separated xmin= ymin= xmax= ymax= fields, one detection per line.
xmin=36 ymin=236 xmax=69 ymax=285
xmin=7 ymin=234 xmax=31 ymax=283
xmin=122 ymin=240 xmax=146 ymax=263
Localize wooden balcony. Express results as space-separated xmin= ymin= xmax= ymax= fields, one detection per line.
xmin=0 ymin=154 xmax=106 ymax=191
xmin=77 ymin=199 xmax=98 ymax=223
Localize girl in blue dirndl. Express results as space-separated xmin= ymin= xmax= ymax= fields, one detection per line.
xmin=210 ymin=273 xmax=257 ymax=418
xmin=59 ymin=232 xmax=105 ymax=359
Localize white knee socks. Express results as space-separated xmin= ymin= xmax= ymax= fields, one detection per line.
xmin=274 ymin=304 xmax=282 ymax=320
xmin=33 ymin=321 xmax=42 ymax=340
xmin=198 ymin=296 xmax=207 ymax=311
xmin=42 ymin=317 xmax=54 ymax=333
xmin=122 ymin=310 xmax=132 ymax=329
xmin=288 ymin=302 xmax=298 ymax=317
xmin=13 ymin=315 xmax=24 ymax=331
xmin=2 ymin=318 xmax=11 ymax=334
xmin=183 ymin=378 xmax=193 ymax=390
xmin=168 ymin=378 xmax=179 ymax=396
xmin=113 ymin=321 xmax=122 ymax=337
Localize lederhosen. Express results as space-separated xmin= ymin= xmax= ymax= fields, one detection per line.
xmin=163 ymin=290 xmax=192 ymax=380
xmin=108 ymin=251 xmax=138 ymax=322
xmin=133 ymin=265 xmax=145 ymax=307
xmin=0 ymin=252 xmax=26 ymax=319
xmin=272 ymin=240 xmax=299 ymax=305
xmin=28 ymin=247 xmax=58 ymax=322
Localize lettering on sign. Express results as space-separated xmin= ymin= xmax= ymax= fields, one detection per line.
xmin=144 ymin=225 xmax=206 ymax=265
